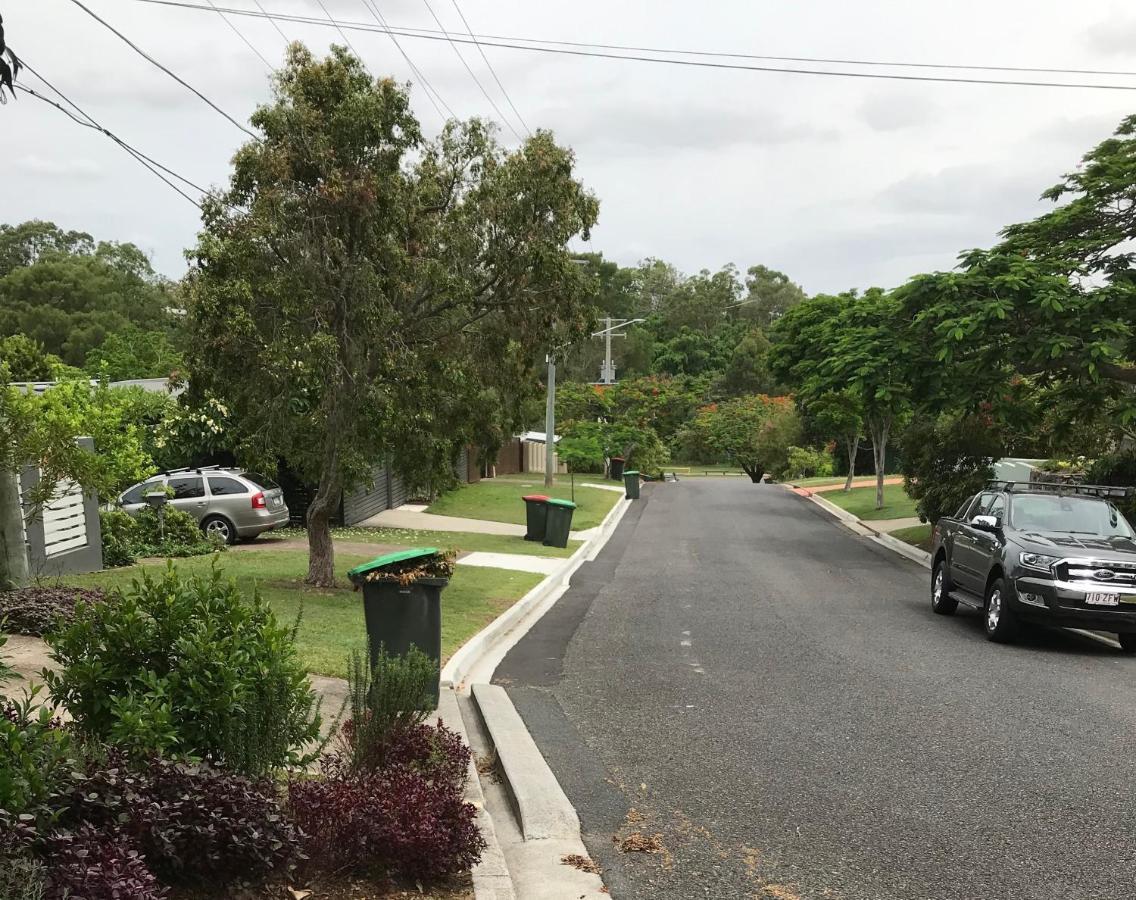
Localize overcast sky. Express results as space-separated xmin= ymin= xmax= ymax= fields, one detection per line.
xmin=6 ymin=0 xmax=1136 ymax=294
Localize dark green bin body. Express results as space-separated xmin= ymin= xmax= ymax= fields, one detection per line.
xmin=348 ymin=549 xmax=448 ymax=705
xmin=543 ymin=499 xmax=577 ymax=548
xmin=523 ymin=494 xmax=551 ymax=542
xmin=624 ymin=470 xmax=641 ymax=500
xmin=610 ymin=457 xmax=626 ymax=481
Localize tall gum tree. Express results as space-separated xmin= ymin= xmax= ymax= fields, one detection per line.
xmin=186 ymin=46 xmax=599 ymax=586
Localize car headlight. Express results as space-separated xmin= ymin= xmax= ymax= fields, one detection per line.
xmin=1020 ymin=552 xmax=1059 ymax=573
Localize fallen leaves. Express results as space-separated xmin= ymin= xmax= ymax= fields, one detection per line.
xmin=616 ymin=832 xmax=665 ymax=854
xmin=560 ymin=853 xmax=602 ymax=875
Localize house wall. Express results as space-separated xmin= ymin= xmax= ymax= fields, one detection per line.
xmin=522 ymin=440 xmax=566 ymax=475
xmin=493 ymin=439 xmax=523 ymax=476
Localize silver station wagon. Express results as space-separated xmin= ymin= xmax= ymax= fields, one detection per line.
xmin=117 ymin=467 xmax=289 ymax=544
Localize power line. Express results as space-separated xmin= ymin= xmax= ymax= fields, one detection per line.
xmin=64 ymin=0 xmax=257 ymax=137
xmin=252 ymin=0 xmax=290 ymax=45
xmin=203 ymin=0 xmax=274 ymax=71
xmin=448 ymin=0 xmax=529 ymax=135
xmin=131 ymin=1 xmax=1136 ymax=83
xmin=358 ymin=0 xmax=451 ymax=120
xmin=15 ymin=82 xmax=204 ymax=208
xmin=313 ymin=0 xmax=370 ymax=73
xmin=419 ymin=0 xmax=522 ymax=140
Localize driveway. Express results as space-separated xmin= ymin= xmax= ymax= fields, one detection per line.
xmin=496 ymin=479 xmax=1136 ymax=900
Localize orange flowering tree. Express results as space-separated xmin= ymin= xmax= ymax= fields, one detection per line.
xmin=684 ymin=395 xmax=801 ymax=482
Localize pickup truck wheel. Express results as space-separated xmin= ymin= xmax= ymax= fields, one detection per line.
xmin=983 ymin=577 xmax=1018 ymax=643
xmin=1118 ymin=633 xmax=1136 ymax=654
xmin=931 ymin=562 xmax=958 ymax=615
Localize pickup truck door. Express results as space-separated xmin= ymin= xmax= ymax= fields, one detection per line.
xmin=951 ymin=493 xmax=996 ymax=594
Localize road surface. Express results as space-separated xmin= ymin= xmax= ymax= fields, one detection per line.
xmin=496 ymin=479 xmax=1136 ymax=900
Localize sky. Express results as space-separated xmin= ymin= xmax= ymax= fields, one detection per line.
xmin=5 ymin=0 xmax=1136 ymax=294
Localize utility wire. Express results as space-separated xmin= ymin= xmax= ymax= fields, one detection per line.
xmin=419 ymin=0 xmax=522 ymax=139
xmin=448 ymin=0 xmax=529 ymax=135
xmin=131 ymin=0 xmax=1136 ymax=89
xmin=313 ymin=0 xmax=370 ymax=73
xmin=19 ymin=60 xmax=210 ymax=195
xmin=358 ymin=0 xmax=451 ymax=120
xmin=15 ymin=82 xmax=204 ymax=208
xmin=252 ymin=0 xmax=289 ymax=45
xmin=64 ymin=0 xmax=257 ymax=137
xmin=204 ymin=0 xmax=274 ymax=71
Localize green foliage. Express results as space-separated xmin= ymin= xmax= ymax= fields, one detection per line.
xmin=0 ymin=221 xmax=174 ymax=367
xmin=608 ymin=374 xmax=706 ymax=445
xmin=45 ymin=565 xmax=321 ymax=774
xmin=899 ymin=414 xmax=1002 ymax=524
xmin=784 ymin=446 xmax=835 ymax=480
xmin=739 ymin=264 xmax=807 ymax=328
xmin=0 ymin=854 xmax=46 ymax=900
xmin=0 ymin=687 xmax=80 ymax=819
xmin=0 ymin=334 xmax=66 ymax=382
xmin=340 ymin=647 xmax=437 ymax=773
xmin=557 ymin=433 xmax=605 ymax=473
xmin=555 ymin=381 xmax=610 ymax=426
xmin=561 ymin=419 xmax=669 ymax=477
xmin=681 ymin=395 xmax=801 ymax=481
xmin=99 ymin=509 xmax=138 ymax=567
xmin=1086 ymin=450 xmax=1136 ymax=522
xmin=84 ymin=325 xmax=184 ymax=381
xmin=185 ymin=46 xmax=599 ymax=584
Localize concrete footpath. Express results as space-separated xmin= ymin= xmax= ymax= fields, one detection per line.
xmin=361 ymin=505 xmax=600 ymax=541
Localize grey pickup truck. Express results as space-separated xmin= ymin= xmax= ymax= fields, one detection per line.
xmin=929 ymin=481 xmax=1136 ymax=651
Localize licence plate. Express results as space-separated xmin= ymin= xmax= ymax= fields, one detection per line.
xmin=1086 ymin=592 xmax=1121 ymax=606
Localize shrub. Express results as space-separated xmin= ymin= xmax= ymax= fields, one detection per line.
xmin=339 ymin=647 xmax=438 ymax=773
xmin=289 ymin=764 xmax=484 ymax=879
xmin=1087 ymin=449 xmax=1136 ymax=522
xmin=135 ymin=506 xmax=223 ymax=558
xmin=0 ymin=586 xmax=108 ymax=636
xmin=380 ymin=721 xmax=472 ymax=791
xmin=100 ymin=508 xmax=139 ymax=567
xmin=899 ymin=414 xmax=1001 ymax=524
xmin=45 ymin=565 xmax=321 ymax=773
xmin=44 ymin=827 xmax=166 ymax=900
xmin=0 ymin=853 xmax=46 ymax=900
xmin=0 ymin=689 xmax=80 ymax=821
xmin=782 ymin=445 xmax=835 ymax=480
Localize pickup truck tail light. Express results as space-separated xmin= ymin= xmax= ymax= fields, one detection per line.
xmin=251 ymin=491 xmax=267 ymax=510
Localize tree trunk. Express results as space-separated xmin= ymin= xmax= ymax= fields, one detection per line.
xmin=868 ymin=418 xmax=891 ymax=510
xmin=742 ymin=464 xmax=764 ymax=483
xmin=843 ymin=434 xmax=860 ymax=492
xmin=305 ymin=468 xmax=342 ymax=588
xmin=0 ymin=469 xmax=29 ymax=590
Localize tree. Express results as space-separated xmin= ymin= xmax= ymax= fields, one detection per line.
xmin=0 ymin=333 xmax=64 ymax=381
xmin=0 ymin=221 xmax=174 ymax=367
xmin=84 ymin=324 xmax=184 ymax=381
xmin=684 ymin=395 xmax=801 ymax=483
xmin=561 ymin=419 xmax=668 ymax=476
xmin=714 ymin=327 xmax=780 ymax=398
xmin=899 ymin=413 xmax=1003 ymax=524
xmin=555 ymin=380 xmax=610 ymax=427
xmin=771 ymin=289 xmax=915 ymax=508
xmin=807 ymin=390 xmax=863 ymax=491
xmin=186 ymin=46 xmax=599 ymax=586
xmin=608 ymin=374 xmax=705 ymax=445
xmin=739 ymin=265 xmax=807 ymax=328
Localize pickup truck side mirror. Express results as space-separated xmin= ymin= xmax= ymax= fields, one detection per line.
xmin=970 ymin=514 xmax=999 ymax=532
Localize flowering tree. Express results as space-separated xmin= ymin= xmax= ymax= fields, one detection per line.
xmin=685 ymin=395 xmax=801 ymax=482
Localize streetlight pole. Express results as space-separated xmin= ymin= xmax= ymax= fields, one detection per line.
xmin=544 ymin=351 xmax=556 ymax=488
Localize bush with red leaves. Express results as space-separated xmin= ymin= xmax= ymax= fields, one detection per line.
xmin=0 ymin=586 xmax=107 ymax=636
xmin=341 ymin=719 xmax=471 ymax=788
xmin=44 ymin=826 xmax=166 ymax=900
xmin=289 ymin=764 xmax=484 ymax=879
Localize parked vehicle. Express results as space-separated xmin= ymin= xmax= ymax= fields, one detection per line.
xmin=117 ymin=467 xmax=289 ymax=544
xmin=930 ymin=481 xmax=1136 ymax=651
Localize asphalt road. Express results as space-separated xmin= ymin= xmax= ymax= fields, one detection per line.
xmin=495 ymin=479 xmax=1136 ymax=900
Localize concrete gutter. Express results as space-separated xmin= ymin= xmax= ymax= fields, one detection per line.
xmin=441 ymin=494 xmax=633 ymax=690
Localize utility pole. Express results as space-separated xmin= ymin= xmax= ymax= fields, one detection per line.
xmin=544 ymin=352 xmax=556 ymax=488
xmin=594 ymin=318 xmax=645 ymax=385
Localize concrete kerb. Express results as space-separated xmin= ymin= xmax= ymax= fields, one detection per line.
xmin=441 ymin=493 xmax=634 ymax=691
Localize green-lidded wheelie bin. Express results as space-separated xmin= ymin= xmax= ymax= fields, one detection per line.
xmin=347 ymin=547 xmax=451 ymax=703
xmin=623 ymin=469 xmax=641 ymax=500
xmin=543 ymin=498 xmax=577 ymax=548
xmin=610 ymin=456 xmax=626 ymax=481
xmin=522 ymin=494 xmax=551 ymax=542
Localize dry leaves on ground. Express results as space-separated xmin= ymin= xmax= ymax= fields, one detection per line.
xmin=560 ymin=854 xmax=602 ymax=875
xmin=616 ymin=832 xmax=665 ymax=854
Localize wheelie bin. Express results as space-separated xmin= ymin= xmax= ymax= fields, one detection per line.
xmin=543 ymin=498 xmax=577 ymax=548
xmin=623 ymin=469 xmax=641 ymax=500
xmin=522 ymin=494 xmax=551 ymax=542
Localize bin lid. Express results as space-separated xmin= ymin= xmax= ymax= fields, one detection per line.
xmin=611 ymin=456 xmax=625 ymax=461
xmin=347 ymin=547 xmax=441 ymax=580
xmin=624 ymin=470 xmax=640 ymax=476
xmin=546 ymin=498 xmax=577 ymax=509
xmin=522 ymin=494 xmax=551 ymax=502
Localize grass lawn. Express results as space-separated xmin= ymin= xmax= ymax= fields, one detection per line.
xmin=62 ymin=550 xmax=542 ymax=679
xmin=823 ymin=483 xmax=919 ymax=521
xmin=427 ymin=474 xmax=620 ymax=530
xmin=266 ymin=525 xmax=581 ymax=558
xmin=890 ymin=524 xmax=933 ymax=552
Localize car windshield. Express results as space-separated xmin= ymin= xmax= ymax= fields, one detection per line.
xmin=1009 ymin=495 xmax=1135 ymax=537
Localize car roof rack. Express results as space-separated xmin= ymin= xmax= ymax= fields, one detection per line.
xmin=987 ymin=480 xmax=1134 ymax=499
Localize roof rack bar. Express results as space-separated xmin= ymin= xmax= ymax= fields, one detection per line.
xmin=986 ymin=480 xmax=1133 ymax=499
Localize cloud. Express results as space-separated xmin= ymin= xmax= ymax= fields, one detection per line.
xmin=877 ymin=163 xmax=1049 ymax=220
xmin=1083 ymin=15 xmax=1136 ymax=56
xmin=858 ymin=93 xmax=937 ymax=132
xmin=544 ymin=102 xmax=837 ymax=156
xmin=12 ymin=156 xmax=104 ymax=178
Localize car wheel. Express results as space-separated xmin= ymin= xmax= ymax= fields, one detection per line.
xmin=983 ymin=577 xmax=1018 ymax=643
xmin=1118 ymin=633 xmax=1136 ymax=654
xmin=201 ymin=515 xmax=236 ymax=546
xmin=931 ymin=561 xmax=958 ymax=616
